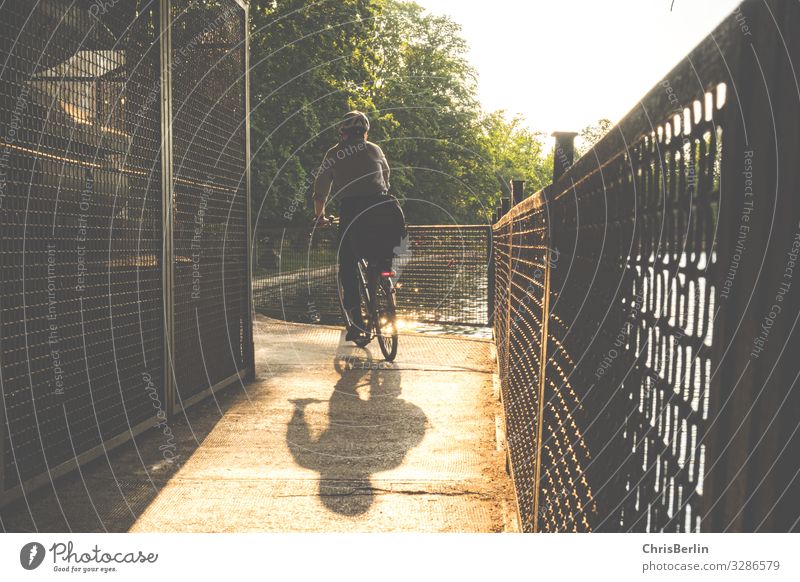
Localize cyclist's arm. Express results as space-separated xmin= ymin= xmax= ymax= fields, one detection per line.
xmin=314 ymin=197 xmax=325 ymax=220
xmin=313 ymin=151 xmax=334 ymax=218
xmin=378 ymin=146 xmax=390 ymax=191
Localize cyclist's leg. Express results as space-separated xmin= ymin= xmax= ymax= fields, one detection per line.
xmin=339 ymin=200 xmax=366 ymax=336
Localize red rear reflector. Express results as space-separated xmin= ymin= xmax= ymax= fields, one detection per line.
xmin=381 ymin=271 xmax=396 ymax=277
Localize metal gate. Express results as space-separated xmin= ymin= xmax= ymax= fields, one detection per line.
xmin=0 ymin=0 xmax=253 ymax=507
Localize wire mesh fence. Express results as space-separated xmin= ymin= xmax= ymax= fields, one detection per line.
xmin=0 ymin=0 xmax=252 ymax=505
xmin=0 ymin=0 xmax=165 ymax=494
xmin=171 ymin=0 xmax=250 ymax=403
xmin=493 ymin=0 xmax=800 ymax=532
xmin=253 ymin=225 xmax=491 ymax=328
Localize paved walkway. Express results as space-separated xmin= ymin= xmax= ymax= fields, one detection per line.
xmin=1 ymin=317 xmax=516 ymax=532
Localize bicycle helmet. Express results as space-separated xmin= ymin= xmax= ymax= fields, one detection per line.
xmin=339 ymin=111 xmax=370 ymax=133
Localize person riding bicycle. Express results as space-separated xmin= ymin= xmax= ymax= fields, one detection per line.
xmin=313 ymin=111 xmax=401 ymax=343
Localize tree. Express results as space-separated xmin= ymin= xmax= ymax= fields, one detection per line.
xmin=474 ymin=111 xmax=552 ymax=219
xmin=248 ymin=0 xmax=553 ymax=226
xmin=367 ymin=0 xmax=483 ymax=223
xmin=575 ymin=118 xmax=614 ymax=158
xmin=248 ymin=0 xmax=379 ymax=227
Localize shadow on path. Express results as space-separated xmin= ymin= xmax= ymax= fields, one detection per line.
xmin=0 ymin=384 xmax=244 ymax=532
xmin=287 ymin=350 xmax=427 ymax=516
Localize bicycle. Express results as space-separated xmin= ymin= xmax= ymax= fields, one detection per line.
xmin=312 ymin=215 xmax=399 ymax=362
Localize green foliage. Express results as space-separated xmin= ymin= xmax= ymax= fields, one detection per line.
xmin=576 ymin=118 xmax=614 ymax=158
xmin=249 ymin=0 xmax=378 ymax=226
xmin=249 ymin=0 xmax=553 ymax=226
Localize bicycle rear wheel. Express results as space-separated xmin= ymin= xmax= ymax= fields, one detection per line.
xmin=375 ymin=278 xmax=398 ymax=361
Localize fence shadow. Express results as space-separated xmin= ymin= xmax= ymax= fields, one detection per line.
xmin=0 ymin=383 xmax=245 ymax=532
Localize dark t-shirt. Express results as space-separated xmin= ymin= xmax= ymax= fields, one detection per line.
xmin=313 ymin=139 xmax=390 ymax=202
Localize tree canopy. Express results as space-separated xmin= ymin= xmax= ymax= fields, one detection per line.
xmin=575 ymin=118 xmax=614 ymax=158
xmin=249 ymin=0 xmax=557 ymax=226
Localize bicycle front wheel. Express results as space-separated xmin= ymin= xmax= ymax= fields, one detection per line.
xmin=375 ymin=278 xmax=398 ymax=361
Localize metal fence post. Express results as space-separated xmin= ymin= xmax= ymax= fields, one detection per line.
xmin=487 ymin=226 xmax=495 ymax=327
xmin=159 ymin=0 xmax=176 ymax=418
xmin=552 ymin=132 xmax=578 ymax=183
xmin=504 ymin=208 xmax=514 ymax=396
xmin=511 ymin=180 xmax=525 ymax=206
xmin=532 ymin=232 xmax=552 ymax=533
xmin=242 ymin=0 xmax=255 ymax=380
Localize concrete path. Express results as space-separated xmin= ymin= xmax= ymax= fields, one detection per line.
xmin=1 ymin=317 xmax=516 ymax=532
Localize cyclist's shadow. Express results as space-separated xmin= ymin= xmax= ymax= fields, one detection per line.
xmin=287 ymin=348 xmax=427 ymax=517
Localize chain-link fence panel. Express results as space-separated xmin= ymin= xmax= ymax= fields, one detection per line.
xmin=1 ymin=0 xmax=164 ymax=492
xmin=171 ymin=0 xmax=250 ymax=402
xmin=253 ymin=225 xmax=491 ymax=327
xmin=0 ymin=0 xmax=253 ymax=506
xmin=493 ymin=0 xmax=800 ymax=532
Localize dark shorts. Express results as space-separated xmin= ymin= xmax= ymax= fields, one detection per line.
xmin=339 ymin=194 xmax=405 ymax=263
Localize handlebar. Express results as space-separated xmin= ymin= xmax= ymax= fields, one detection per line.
xmin=311 ymin=215 xmax=339 ymax=229
xmin=308 ymin=216 xmax=339 ymax=240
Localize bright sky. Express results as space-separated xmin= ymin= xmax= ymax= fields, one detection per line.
xmin=417 ymin=0 xmax=741 ymax=134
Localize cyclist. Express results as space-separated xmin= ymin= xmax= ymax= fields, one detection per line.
xmin=313 ymin=111 xmax=394 ymax=342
